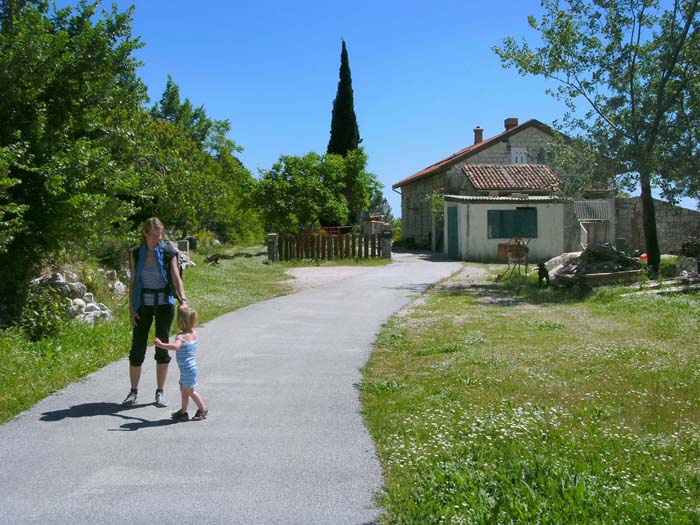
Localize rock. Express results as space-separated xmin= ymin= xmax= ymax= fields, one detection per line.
xmin=66 ymin=306 xmax=81 ymax=318
xmin=30 ymin=266 xmax=119 ymax=326
xmin=110 ymin=281 xmax=127 ymax=295
xmin=72 ymin=298 xmax=86 ymax=310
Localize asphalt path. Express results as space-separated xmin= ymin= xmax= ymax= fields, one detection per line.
xmin=0 ymin=250 xmax=463 ymax=524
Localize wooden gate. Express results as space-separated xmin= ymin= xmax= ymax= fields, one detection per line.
xmin=278 ymin=232 xmax=382 ymax=261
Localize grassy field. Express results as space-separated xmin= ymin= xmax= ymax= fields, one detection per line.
xmin=361 ymin=264 xmax=700 ymax=524
xmin=0 ymin=246 xmax=297 ymax=424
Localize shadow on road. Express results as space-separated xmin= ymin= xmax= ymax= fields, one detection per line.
xmin=41 ymin=402 xmax=140 ymax=420
xmin=40 ymin=402 xmax=179 ymax=431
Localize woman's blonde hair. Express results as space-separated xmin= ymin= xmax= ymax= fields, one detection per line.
xmin=177 ymin=306 xmax=197 ymax=332
xmin=142 ymin=217 xmax=164 ymax=236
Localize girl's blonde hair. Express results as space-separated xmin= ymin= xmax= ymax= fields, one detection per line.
xmin=177 ymin=306 xmax=197 ymax=332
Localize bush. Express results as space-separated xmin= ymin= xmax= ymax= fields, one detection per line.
xmin=19 ymin=286 xmax=66 ymax=342
xmin=92 ymin=236 xmax=132 ymax=271
xmin=659 ymin=256 xmax=677 ymax=278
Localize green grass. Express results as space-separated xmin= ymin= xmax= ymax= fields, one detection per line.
xmin=0 ymin=246 xmax=298 ymax=423
xmin=361 ymin=263 xmax=700 ymax=524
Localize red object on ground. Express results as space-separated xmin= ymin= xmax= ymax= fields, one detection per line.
xmin=640 ymin=252 xmax=648 ymax=261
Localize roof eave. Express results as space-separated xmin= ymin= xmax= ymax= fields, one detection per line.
xmin=393 ymin=119 xmax=554 ymax=189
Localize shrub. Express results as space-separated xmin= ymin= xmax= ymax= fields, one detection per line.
xmin=92 ymin=236 xmax=132 ymax=271
xmin=19 ymin=286 xmax=66 ymax=342
xmin=659 ymin=256 xmax=677 ymax=278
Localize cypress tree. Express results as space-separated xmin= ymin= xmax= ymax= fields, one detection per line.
xmin=327 ymin=39 xmax=361 ymax=156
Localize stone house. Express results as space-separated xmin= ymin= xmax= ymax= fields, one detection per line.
xmin=394 ymin=116 xmax=699 ymax=260
xmin=392 ymin=117 xmax=569 ymax=249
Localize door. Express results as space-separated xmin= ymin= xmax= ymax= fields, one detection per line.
xmin=447 ymin=206 xmax=459 ymax=259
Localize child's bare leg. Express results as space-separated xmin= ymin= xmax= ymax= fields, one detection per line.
xmin=189 ymin=389 xmax=206 ymax=412
xmin=180 ymin=386 xmax=190 ymax=412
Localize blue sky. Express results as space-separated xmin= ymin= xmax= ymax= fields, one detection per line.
xmin=101 ymin=0 xmax=696 ymax=218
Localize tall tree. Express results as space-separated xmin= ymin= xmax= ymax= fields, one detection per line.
xmin=327 ymin=39 xmax=361 ymax=156
xmin=143 ymin=77 xmax=260 ymax=242
xmin=0 ymin=0 xmax=147 ymax=298
xmin=327 ymin=39 xmax=367 ymax=222
xmin=494 ymin=0 xmax=700 ymax=274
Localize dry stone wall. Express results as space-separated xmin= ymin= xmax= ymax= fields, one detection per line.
xmin=615 ymin=197 xmax=700 ymax=254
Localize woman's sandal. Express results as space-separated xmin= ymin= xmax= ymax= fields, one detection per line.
xmin=171 ymin=409 xmax=189 ymax=421
xmin=192 ymin=408 xmax=208 ymax=421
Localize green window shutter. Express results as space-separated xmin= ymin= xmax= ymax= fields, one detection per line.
xmin=487 ymin=210 xmax=499 ymax=238
xmin=516 ymin=207 xmax=537 ymax=238
xmin=488 ymin=208 xmax=538 ymax=238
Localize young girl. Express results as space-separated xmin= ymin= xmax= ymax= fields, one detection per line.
xmin=154 ymin=306 xmax=208 ymax=421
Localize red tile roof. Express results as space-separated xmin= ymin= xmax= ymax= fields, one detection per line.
xmin=392 ymin=119 xmax=553 ymax=189
xmin=463 ymin=164 xmax=560 ymax=192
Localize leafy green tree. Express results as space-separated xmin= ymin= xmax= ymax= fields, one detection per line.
xmin=494 ymin=0 xmax=700 ymax=274
xmin=143 ymin=77 xmax=260 ymax=242
xmin=151 ymin=74 xmax=213 ymax=148
xmin=0 ymin=0 xmax=147 ymax=298
xmin=342 ymin=148 xmax=382 ymax=223
xmin=327 ymin=39 xmax=361 ymax=156
xmin=254 ymin=152 xmax=349 ymax=234
xmin=254 ymin=149 xmax=381 ymax=233
xmin=0 ymin=144 xmax=27 ymax=253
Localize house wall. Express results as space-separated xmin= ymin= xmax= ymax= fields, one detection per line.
xmin=563 ymin=201 xmax=581 ymax=253
xmin=399 ymin=126 xmax=555 ymax=245
xmin=446 ymin=201 xmax=574 ymax=262
xmin=616 ymin=197 xmax=700 ymax=254
xmin=400 ymin=174 xmax=446 ymax=246
xmin=464 ymin=127 xmax=551 ymax=167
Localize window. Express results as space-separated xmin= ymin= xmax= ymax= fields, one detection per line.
xmin=488 ymin=207 xmax=538 ymax=238
xmin=511 ymin=147 xmax=528 ymax=163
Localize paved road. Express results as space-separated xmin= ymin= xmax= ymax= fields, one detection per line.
xmin=0 ymin=250 xmax=462 ymax=524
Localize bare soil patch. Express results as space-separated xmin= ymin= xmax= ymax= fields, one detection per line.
xmin=282 ymin=265 xmax=376 ymax=291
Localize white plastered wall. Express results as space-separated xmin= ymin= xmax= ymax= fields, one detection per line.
xmin=445 ymin=201 xmax=567 ymax=261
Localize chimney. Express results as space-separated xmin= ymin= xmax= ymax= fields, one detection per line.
xmin=473 ymin=126 xmax=483 ymax=144
xmin=504 ymin=117 xmax=519 ymax=131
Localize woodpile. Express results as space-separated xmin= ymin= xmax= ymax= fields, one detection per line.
xmin=551 ymin=242 xmax=643 ymax=287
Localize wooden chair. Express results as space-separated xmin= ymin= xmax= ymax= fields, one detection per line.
xmin=505 ymin=236 xmax=529 ymax=275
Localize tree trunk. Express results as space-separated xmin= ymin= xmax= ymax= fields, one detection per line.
xmin=639 ymin=170 xmax=660 ymax=276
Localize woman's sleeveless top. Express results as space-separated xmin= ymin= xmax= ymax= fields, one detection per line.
xmin=141 ymin=262 xmax=168 ymax=306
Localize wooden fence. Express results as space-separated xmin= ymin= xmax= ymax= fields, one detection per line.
xmin=277 ymin=232 xmax=384 ymax=261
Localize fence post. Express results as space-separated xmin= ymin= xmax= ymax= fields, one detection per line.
xmin=266 ymin=233 xmax=279 ymax=262
xmin=381 ymin=229 xmax=393 ymax=259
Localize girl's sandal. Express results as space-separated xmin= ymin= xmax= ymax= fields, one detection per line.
xmin=171 ymin=409 xmax=189 ymax=421
xmin=192 ymin=409 xmax=208 ymax=421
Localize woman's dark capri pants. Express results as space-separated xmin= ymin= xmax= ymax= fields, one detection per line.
xmin=129 ymin=302 xmax=174 ymax=366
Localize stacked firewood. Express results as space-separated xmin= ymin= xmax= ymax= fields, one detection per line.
xmin=553 ymin=242 xmax=642 ymax=284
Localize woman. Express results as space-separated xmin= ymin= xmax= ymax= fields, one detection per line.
xmin=122 ymin=217 xmax=188 ymax=408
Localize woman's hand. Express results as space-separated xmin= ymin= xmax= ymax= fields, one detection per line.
xmin=130 ymin=311 xmax=139 ymax=327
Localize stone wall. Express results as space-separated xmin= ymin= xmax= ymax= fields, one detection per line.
xmin=615 ymin=197 xmax=700 ymax=254
xmin=465 ymin=126 xmax=551 ymax=165
xmin=400 ymin=176 xmax=445 ymax=245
